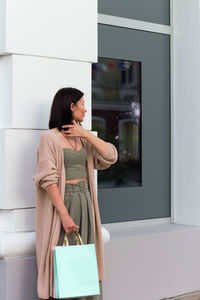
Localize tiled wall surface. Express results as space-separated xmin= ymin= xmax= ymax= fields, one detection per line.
xmin=0 ymin=1 xmax=97 ymax=299
xmin=0 ymin=0 xmax=97 ymax=61
xmin=0 ymin=55 xmax=92 ymax=129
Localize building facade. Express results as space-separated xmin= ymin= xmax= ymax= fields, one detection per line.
xmin=0 ymin=1 xmax=200 ymax=299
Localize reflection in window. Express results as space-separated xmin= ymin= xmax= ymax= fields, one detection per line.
xmin=92 ymin=57 xmax=141 ymax=188
xmin=119 ymin=120 xmax=139 ymax=161
xmin=92 ymin=117 xmax=106 ymax=140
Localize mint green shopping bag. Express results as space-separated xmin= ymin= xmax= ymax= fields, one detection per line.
xmin=53 ymin=231 xmax=100 ymax=299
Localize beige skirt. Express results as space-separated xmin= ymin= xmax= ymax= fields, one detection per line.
xmin=56 ymin=180 xmax=103 ymax=300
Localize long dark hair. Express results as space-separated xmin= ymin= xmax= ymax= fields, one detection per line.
xmin=49 ymin=87 xmax=84 ymax=131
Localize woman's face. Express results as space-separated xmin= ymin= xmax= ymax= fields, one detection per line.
xmin=70 ymin=97 xmax=87 ymax=123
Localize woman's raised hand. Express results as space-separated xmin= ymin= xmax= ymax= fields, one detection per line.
xmin=60 ymin=213 xmax=79 ymax=234
xmin=61 ymin=120 xmax=89 ymax=138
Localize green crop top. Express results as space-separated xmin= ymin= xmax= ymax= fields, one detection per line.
xmin=63 ymin=146 xmax=87 ymax=180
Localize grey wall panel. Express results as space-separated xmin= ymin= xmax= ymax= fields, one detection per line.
xmin=98 ymin=24 xmax=170 ymax=223
xmin=0 ymin=260 xmax=6 ymax=300
xmin=98 ymin=0 xmax=170 ymax=25
xmin=0 ymin=257 xmax=39 ymax=300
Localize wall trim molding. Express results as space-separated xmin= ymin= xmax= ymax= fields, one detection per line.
xmin=0 ymin=232 xmax=36 ymax=259
xmin=103 ymin=218 xmax=200 ymax=240
xmin=3 ymin=218 xmax=198 ymax=259
xmin=0 ymin=218 xmax=170 ymax=258
xmin=98 ymin=13 xmax=171 ymax=35
xmin=103 ymin=217 xmax=171 ymax=237
xmin=170 ymin=0 xmax=175 ymax=222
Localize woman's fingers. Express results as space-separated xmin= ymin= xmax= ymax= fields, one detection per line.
xmin=71 ymin=224 xmax=79 ymax=232
xmin=65 ymin=130 xmax=73 ymax=134
xmin=61 ymin=215 xmax=79 ymax=234
xmin=62 ymin=129 xmax=75 ymax=136
xmin=61 ymin=129 xmax=74 ymax=134
xmin=65 ymin=228 xmax=71 ymax=234
xmin=65 ymin=224 xmax=79 ymax=233
xmin=65 ymin=227 xmax=73 ymax=234
xmin=62 ymin=125 xmax=74 ymax=129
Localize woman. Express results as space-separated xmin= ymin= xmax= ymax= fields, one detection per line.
xmin=32 ymin=87 xmax=118 ymax=300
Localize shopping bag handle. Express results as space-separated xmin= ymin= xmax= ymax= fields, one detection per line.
xmin=63 ymin=230 xmax=84 ymax=246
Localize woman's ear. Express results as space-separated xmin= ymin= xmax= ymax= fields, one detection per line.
xmin=70 ymin=102 xmax=75 ymax=112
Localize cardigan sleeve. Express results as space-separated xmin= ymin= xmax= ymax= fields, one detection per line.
xmin=90 ymin=142 xmax=118 ymax=170
xmin=32 ymin=133 xmax=58 ymax=191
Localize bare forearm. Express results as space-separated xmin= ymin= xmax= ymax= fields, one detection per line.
xmin=46 ymin=183 xmax=69 ymax=217
xmin=85 ymin=131 xmax=110 ymax=156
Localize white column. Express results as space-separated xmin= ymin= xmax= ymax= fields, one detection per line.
xmin=0 ymin=1 xmax=97 ymax=299
xmin=171 ymin=0 xmax=200 ymax=225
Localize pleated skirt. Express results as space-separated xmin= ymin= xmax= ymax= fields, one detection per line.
xmin=55 ymin=180 xmax=103 ymax=300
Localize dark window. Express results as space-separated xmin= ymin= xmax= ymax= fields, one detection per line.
xmin=92 ymin=57 xmax=142 ymax=188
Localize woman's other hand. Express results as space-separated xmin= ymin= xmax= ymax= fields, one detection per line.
xmin=45 ymin=184 xmax=78 ymax=234
xmin=60 ymin=213 xmax=79 ymax=234
xmin=61 ymin=120 xmax=89 ymax=138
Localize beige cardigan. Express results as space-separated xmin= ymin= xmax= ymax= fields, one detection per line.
xmin=32 ymin=129 xmax=118 ymax=299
